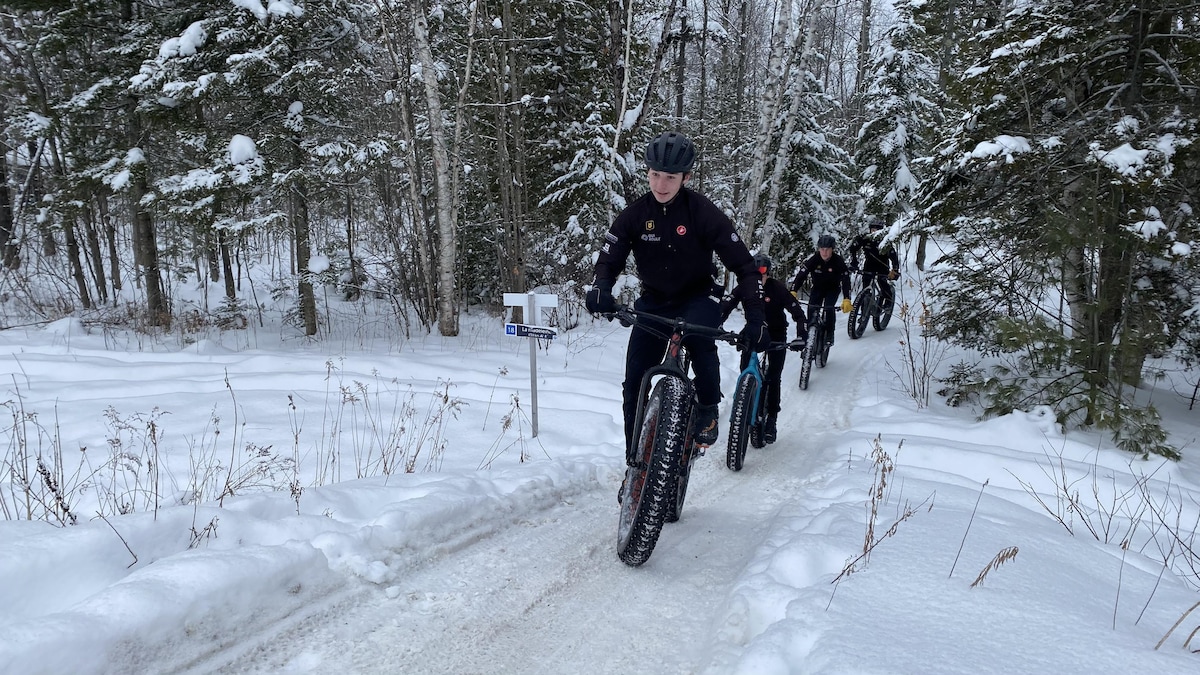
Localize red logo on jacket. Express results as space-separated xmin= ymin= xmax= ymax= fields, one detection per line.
xmin=676 ymin=225 xmax=687 ymax=236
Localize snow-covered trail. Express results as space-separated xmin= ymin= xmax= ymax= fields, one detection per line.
xmin=187 ymin=329 xmax=882 ymax=674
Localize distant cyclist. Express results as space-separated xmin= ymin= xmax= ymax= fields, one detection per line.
xmin=849 ymin=217 xmax=901 ymax=307
xmin=790 ymin=234 xmax=852 ymax=346
xmin=585 ymin=131 xmax=770 ymax=468
xmin=719 ymin=252 xmax=808 ymax=443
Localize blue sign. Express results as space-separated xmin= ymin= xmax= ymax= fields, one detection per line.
xmin=504 ymin=323 xmax=557 ymax=340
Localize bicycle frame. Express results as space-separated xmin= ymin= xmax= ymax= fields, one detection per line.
xmin=849 ymin=271 xmax=895 ymax=339
xmin=610 ymin=305 xmax=741 ymax=566
xmin=737 ymin=350 xmax=767 ymax=424
xmin=629 ymin=320 xmax=695 ymax=454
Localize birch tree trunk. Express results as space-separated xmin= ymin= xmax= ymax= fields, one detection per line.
xmin=413 ymin=1 xmax=459 ymax=336
xmin=757 ymin=8 xmax=820 ymax=254
xmin=373 ymin=0 xmax=437 ymax=326
xmin=739 ymin=1 xmax=792 ymax=241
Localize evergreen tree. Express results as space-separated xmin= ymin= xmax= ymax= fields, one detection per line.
xmin=925 ymin=2 xmax=1200 ymax=459
xmin=854 ymin=0 xmax=941 ymax=227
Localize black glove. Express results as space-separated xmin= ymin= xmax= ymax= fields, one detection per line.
xmin=742 ymin=322 xmax=771 ymax=353
xmin=585 ymin=280 xmax=616 ymax=315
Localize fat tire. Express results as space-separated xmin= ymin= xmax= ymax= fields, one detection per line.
xmin=666 ymin=446 xmax=694 ymax=523
xmin=617 ymin=376 xmax=689 ymax=566
xmin=874 ymin=289 xmax=894 ymax=330
xmin=848 ymin=289 xmax=870 ymax=339
xmin=799 ymin=337 xmax=815 ymax=390
xmin=726 ymin=375 xmax=757 ymax=471
xmin=749 ymin=410 xmax=766 ymax=449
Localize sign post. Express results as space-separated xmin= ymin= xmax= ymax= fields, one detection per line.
xmin=502 ymin=291 xmax=558 ymax=437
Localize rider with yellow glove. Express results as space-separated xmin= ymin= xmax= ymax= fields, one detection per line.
xmin=790 ymin=234 xmax=853 ymax=348
xmin=849 ymin=217 xmax=901 ymax=309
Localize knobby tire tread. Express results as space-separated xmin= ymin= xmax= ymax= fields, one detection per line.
xmin=799 ymin=330 xmax=817 ymax=390
xmin=617 ymin=377 xmax=689 ymax=566
xmin=849 ymin=288 xmax=871 ymax=339
xmin=874 ymin=290 xmax=894 ymax=331
xmin=726 ymin=375 xmax=757 ymax=471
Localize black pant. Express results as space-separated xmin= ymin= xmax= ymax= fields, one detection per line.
xmin=861 ymin=271 xmax=894 ymax=305
xmin=737 ymin=337 xmax=787 ymax=415
xmin=622 ymin=293 xmax=721 ymax=460
xmin=807 ymin=288 xmax=839 ymax=338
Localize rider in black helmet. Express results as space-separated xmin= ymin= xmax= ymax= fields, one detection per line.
xmin=720 ymin=252 xmax=808 ymax=443
xmin=848 ymin=217 xmax=901 ymax=307
xmin=585 ymin=131 xmax=768 ymax=491
xmin=790 ymin=234 xmax=852 ymax=346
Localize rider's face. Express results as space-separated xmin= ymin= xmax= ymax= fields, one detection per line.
xmin=819 ymin=247 xmax=833 ymax=260
xmin=648 ymin=170 xmax=689 ymax=203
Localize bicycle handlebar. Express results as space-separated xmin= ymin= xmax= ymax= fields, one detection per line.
xmin=604 ymin=305 xmax=744 ymax=346
xmin=604 ymin=306 xmax=796 ymax=354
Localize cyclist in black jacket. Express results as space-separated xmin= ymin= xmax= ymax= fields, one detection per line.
xmin=790 ymin=234 xmax=852 ymax=346
xmin=849 ymin=217 xmax=901 ymax=306
xmin=719 ymin=253 xmax=807 ymax=443
xmin=585 ymin=131 xmax=769 ymax=465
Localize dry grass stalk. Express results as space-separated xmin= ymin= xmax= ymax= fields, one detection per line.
xmin=1156 ymin=599 xmax=1200 ymax=650
xmin=949 ymin=479 xmax=989 ymax=578
xmin=970 ymin=546 xmax=1019 ymax=588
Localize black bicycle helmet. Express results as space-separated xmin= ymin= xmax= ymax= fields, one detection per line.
xmin=869 ymin=217 xmax=886 ymax=231
xmin=645 ymin=132 xmax=696 ymax=173
xmin=753 ymin=253 xmax=772 ymax=271
xmin=817 ymin=234 xmax=836 ymax=249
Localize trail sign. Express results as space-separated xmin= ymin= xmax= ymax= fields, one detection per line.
xmin=502 ymin=292 xmax=560 ymax=437
xmin=505 ymin=323 xmax=557 ymax=340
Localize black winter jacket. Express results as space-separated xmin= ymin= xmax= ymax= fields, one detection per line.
xmin=791 ymin=252 xmax=852 ymax=297
xmin=721 ymin=277 xmax=806 ymax=337
xmin=593 ymin=188 xmax=760 ymax=301
xmin=849 ymin=232 xmax=900 ymax=274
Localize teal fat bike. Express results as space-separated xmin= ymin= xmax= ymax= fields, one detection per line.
xmin=607 ymin=306 xmax=742 ymax=567
xmin=725 ymin=341 xmax=793 ymax=472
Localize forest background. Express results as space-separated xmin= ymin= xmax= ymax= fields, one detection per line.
xmin=0 ymin=0 xmax=1198 ymax=460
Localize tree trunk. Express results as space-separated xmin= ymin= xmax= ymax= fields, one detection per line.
xmin=0 ymin=140 xmax=17 ymax=269
xmin=610 ymin=0 xmax=680 ymax=207
xmin=413 ymin=1 xmax=459 ymax=336
xmin=742 ymin=0 xmax=800 ymax=244
xmin=97 ymin=194 xmax=122 ymax=294
xmin=219 ymin=228 xmax=236 ymax=301
xmin=724 ymin=0 xmax=753 ymax=207
xmin=758 ymin=9 xmax=820 ymax=254
xmin=63 ymin=217 xmax=92 ymax=309
xmin=673 ymin=15 xmax=688 ymax=121
xmin=292 ymin=136 xmax=318 ymax=337
xmin=695 ymin=0 xmax=711 ymax=193
xmin=855 ymin=0 xmax=873 ymax=96
xmin=372 ymin=3 xmax=437 ymax=326
xmin=125 ymin=101 xmax=168 ymax=327
xmin=25 ymin=140 xmax=56 ymax=258
xmin=82 ymin=202 xmax=108 ymax=304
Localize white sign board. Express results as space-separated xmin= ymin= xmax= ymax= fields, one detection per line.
xmin=502 ymin=292 xmax=560 ymax=437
